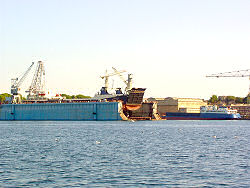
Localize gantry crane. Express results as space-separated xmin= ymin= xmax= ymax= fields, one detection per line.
xmin=26 ymin=61 xmax=46 ymax=100
xmin=206 ymin=69 xmax=250 ymax=95
xmin=112 ymin=67 xmax=133 ymax=93
xmin=10 ymin=62 xmax=35 ymax=103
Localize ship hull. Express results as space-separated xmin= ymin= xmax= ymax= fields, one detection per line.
xmin=165 ymin=112 xmax=241 ymax=120
xmin=0 ymin=102 xmax=123 ymax=121
xmin=166 ymin=117 xmax=238 ymax=120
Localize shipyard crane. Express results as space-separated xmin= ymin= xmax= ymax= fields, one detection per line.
xmin=206 ymin=69 xmax=250 ymax=95
xmin=100 ymin=69 xmax=126 ymax=91
xmin=112 ymin=67 xmax=133 ymax=93
xmin=26 ymin=61 xmax=46 ymax=100
xmin=10 ymin=62 xmax=35 ymax=103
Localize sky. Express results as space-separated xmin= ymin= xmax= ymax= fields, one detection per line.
xmin=0 ymin=0 xmax=250 ymax=99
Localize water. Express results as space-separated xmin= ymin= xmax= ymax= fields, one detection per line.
xmin=0 ymin=120 xmax=250 ymax=187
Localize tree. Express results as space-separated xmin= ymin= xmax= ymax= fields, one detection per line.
xmin=61 ymin=94 xmax=71 ymax=99
xmin=0 ymin=93 xmax=12 ymax=103
xmin=235 ymin=97 xmax=244 ymax=104
xmin=61 ymin=94 xmax=91 ymax=99
xmin=0 ymin=95 xmax=5 ymax=103
xmin=76 ymin=94 xmax=91 ymax=99
xmin=209 ymin=95 xmax=218 ymax=104
xmin=225 ymin=96 xmax=236 ymax=104
xmin=2 ymin=93 xmax=11 ymax=98
xmin=243 ymin=93 xmax=250 ymax=104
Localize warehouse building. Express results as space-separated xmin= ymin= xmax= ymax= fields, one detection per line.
xmin=146 ymin=97 xmax=207 ymax=116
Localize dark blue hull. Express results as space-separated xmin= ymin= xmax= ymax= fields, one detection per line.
xmin=165 ymin=112 xmax=241 ymax=120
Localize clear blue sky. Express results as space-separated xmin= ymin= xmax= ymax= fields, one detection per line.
xmin=1 ymin=0 xmax=250 ymax=99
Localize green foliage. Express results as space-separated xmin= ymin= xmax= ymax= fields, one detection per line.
xmin=0 ymin=95 xmax=4 ymax=103
xmin=75 ymin=94 xmax=91 ymax=99
xmin=209 ymin=95 xmax=218 ymax=104
xmin=0 ymin=93 xmax=91 ymax=103
xmin=243 ymin=95 xmax=250 ymax=104
xmin=21 ymin=96 xmax=27 ymax=101
xmin=0 ymin=93 xmax=11 ymax=103
xmin=225 ymin=96 xmax=236 ymax=104
xmin=235 ymin=97 xmax=244 ymax=104
xmin=2 ymin=93 xmax=11 ymax=98
xmin=61 ymin=94 xmax=91 ymax=99
xmin=209 ymin=94 xmax=249 ymax=104
xmin=61 ymin=94 xmax=71 ymax=99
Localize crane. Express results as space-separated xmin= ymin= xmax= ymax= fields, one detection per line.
xmin=206 ymin=69 xmax=250 ymax=95
xmin=100 ymin=69 xmax=126 ymax=91
xmin=112 ymin=67 xmax=133 ymax=93
xmin=26 ymin=61 xmax=46 ymax=100
xmin=10 ymin=62 xmax=35 ymax=103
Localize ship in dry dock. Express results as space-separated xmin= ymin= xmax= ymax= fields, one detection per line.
xmin=0 ymin=61 xmax=154 ymax=121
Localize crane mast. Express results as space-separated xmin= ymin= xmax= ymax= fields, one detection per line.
xmin=26 ymin=61 xmax=46 ymax=100
xmin=206 ymin=69 xmax=250 ymax=95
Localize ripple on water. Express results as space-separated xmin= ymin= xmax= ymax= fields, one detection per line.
xmin=0 ymin=120 xmax=250 ymax=187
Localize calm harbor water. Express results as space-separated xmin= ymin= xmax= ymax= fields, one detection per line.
xmin=0 ymin=120 xmax=250 ymax=187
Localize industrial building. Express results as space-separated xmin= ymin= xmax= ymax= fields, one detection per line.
xmin=231 ymin=104 xmax=250 ymax=120
xmin=146 ymin=97 xmax=207 ymax=116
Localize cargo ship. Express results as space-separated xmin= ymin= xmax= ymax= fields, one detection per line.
xmin=163 ymin=106 xmax=241 ymax=120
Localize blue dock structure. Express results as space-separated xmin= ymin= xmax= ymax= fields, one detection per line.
xmin=0 ymin=102 xmax=123 ymax=121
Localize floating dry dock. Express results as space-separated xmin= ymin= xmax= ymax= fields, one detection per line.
xmin=0 ymin=88 xmax=157 ymax=121
xmin=5 ymin=60 xmax=152 ymax=121
xmin=0 ymin=102 xmax=123 ymax=121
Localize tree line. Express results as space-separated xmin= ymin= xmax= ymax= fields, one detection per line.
xmin=59 ymin=94 xmax=91 ymax=99
xmin=0 ymin=93 xmax=91 ymax=103
xmin=208 ymin=94 xmax=250 ymax=104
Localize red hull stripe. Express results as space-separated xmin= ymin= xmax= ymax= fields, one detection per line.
xmin=166 ymin=117 xmax=235 ymax=120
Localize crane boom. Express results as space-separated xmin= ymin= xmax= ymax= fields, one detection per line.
xmin=100 ymin=68 xmax=126 ymax=90
xmin=206 ymin=69 xmax=250 ymax=95
xmin=100 ymin=69 xmax=126 ymax=79
xmin=16 ymin=62 xmax=35 ymax=87
xmin=11 ymin=62 xmax=35 ymax=95
xmin=206 ymin=69 xmax=250 ymax=78
xmin=112 ymin=67 xmax=133 ymax=93
xmin=112 ymin=67 xmax=127 ymax=85
xmin=10 ymin=62 xmax=35 ymax=104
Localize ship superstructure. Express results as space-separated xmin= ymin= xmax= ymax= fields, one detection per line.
xmin=164 ymin=106 xmax=241 ymax=120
